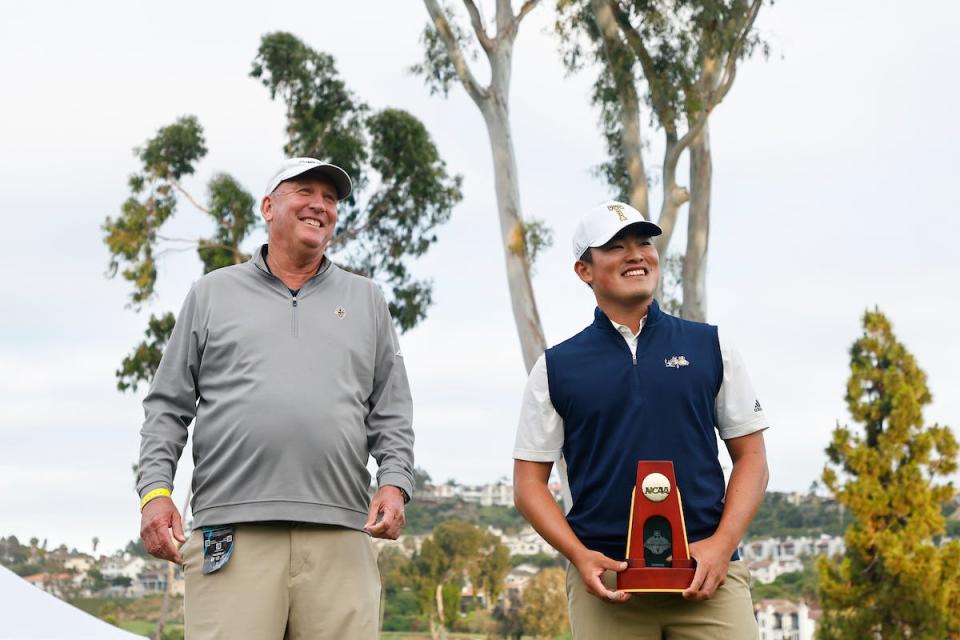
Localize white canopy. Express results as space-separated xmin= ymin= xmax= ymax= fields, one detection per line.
xmin=0 ymin=566 xmax=144 ymax=639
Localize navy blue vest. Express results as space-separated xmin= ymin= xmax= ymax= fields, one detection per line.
xmin=545 ymin=301 xmax=727 ymax=560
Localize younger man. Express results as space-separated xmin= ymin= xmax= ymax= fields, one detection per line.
xmin=513 ymin=201 xmax=768 ymax=639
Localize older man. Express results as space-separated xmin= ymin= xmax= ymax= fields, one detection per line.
xmin=136 ymin=158 xmax=414 ymax=639
xmin=513 ymin=201 xmax=768 ymax=639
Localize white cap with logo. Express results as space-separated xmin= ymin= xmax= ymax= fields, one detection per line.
xmin=572 ymin=200 xmax=662 ymax=259
xmin=264 ymin=157 xmax=353 ymax=201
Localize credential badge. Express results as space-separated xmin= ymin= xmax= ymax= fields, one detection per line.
xmin=664 ymin=355 xmax=690 ymax=368
xmin=335 ymin=306 xmax=346 ymax=319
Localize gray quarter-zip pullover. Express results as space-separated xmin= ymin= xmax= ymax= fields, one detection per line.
xmin=136 ymin=246 xmax=414 ymax=530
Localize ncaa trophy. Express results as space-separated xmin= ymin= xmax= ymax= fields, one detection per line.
xmin=616 ymin=460 xmax=696 ymax=592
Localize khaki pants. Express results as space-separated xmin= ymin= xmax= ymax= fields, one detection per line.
xmin=183 ymin=523 xmax=380 ymax=640
xmin=566 ymin=560 xmax=757 ymax=640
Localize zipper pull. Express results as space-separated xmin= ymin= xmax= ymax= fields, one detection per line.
xmin=292 ymin=299 xmax=298 ymax=307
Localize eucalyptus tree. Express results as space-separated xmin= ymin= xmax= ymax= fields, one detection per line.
xmin=413 ymin=0 xmax=547 ymax=373
xmin=557 ymin=0 xmax=768 ymax=320
xmin=104 ymin=32 xmax=462 ymax=392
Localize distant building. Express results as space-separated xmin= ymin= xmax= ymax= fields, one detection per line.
xmin=747 ymin=557 xmax=804 ymax=584
xmin=138 ymin=561 xmax=184 ymax=596
xmin=22 ymin=573 xmax=79 ymax=598
xmin=754 ymin=599 xmax=819 ymax=640
xmin=740 ymin=535 xmax=844 ymax=564
xmin=496 ymin=526 xmax=558 ymax=557
xmin=100 ymin=554 xmax=146 ymax=583
xmin=63 ymin=557 xmax=93 ymax=573
xmin=503 ymin=563 xmax=540 ymax=599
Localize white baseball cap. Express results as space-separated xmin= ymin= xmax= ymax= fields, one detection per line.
xmin=264 ymin=157 xmax=353 ymax=200
xmin=572 ymin=200 xmax=662 ymax=259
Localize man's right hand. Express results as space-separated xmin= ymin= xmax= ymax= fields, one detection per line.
xmin=572 ymin=549 xmax=631 ymax=603
xmin=140 ymin=496 xmax=186 ymax=564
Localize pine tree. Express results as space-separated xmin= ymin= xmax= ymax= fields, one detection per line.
xmin=818 ymin=309 xmax=960 ymax=639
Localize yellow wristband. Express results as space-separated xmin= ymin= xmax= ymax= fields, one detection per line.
xmin=139 ymin=488 xmax=172 ymax=511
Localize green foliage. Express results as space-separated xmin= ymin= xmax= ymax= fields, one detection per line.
xmin=746 ymin=492 xmax=851 ymax=539
xmin=818 ymin=309 xmax=960 ymax=639
xmin=251 ymin=32 xmax=368 ymax=180
xmin=404 ymin=501 xmax=527 ymax=536
xmin=413 ymin=466 xmax=433 ymax=492
xmin=407 ymin=520 xmax=511 ymax=634
xmin=750 ymin=557 xmax=818 ymax=602
xmin=104 ymin=117 xmax=256 ymax=391
xmin=124 ymin=538 xmax=150 ymax=558
xmin=518 ymin=567 xmax=569 ymax=639
xmin=410 ymin=18 xmax=477 ymax=98
xmin=107 ymin=32 xmax=461 ymax=391
xmin=252 ymin=32 xmax=462 ymax=332
xmin=336 ymin=108 xmax=462 ymax=331
xmin=197 ymin=174 xmax=256 ymax=273
xmin=104 ymin=116 xmax=208 ymax=309
xmin=520 ymin=219 xmax=554 ymax=274
xmin=115 ymin=313 xmax=175 ymax=392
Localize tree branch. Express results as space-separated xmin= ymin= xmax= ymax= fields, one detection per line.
xmin=423 ymin=0 xmax=489 ymax=104
xmin=606 ymin=0 xmax=675 ymax=132
xmin=711 ymin=0 xmax=762 ymax=104
xmin=515 ymin=0 xmax=539 ymax=25
xmin=169 ymin=178 xmax=209 ymax=214
xmin=462 ymin=0 xmax=494 ymax=52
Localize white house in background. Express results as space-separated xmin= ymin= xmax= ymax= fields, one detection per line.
xmin=755 ymin=599 xmax=819 ymax=640
xmin=503 ymin=563 xmax=539 ymax=598
xmin=100 ymin=554 xmax=146 ymax=582
xmin=496 ymin=527 xmax=558 ymax=557
xmin=740 ymin=535 xmax=845 ymax=564
xmin=64 ymin=557 xmax=93 ymax=573
xmin=747 ymin=557 xmax=805 ymax=584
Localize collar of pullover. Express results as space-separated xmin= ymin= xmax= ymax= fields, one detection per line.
xmin=249 ymin=243 xmax=336 ymax=292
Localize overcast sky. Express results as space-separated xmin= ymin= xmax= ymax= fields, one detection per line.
xmin=1 ymin=0 xmax=958 ymax=555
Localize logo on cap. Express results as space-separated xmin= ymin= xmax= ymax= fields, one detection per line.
xmin=641 ymin=472 xmax=671 ymax=502
xmin=335 ymin=306 xmax=346 ymax=319
xmin=608 ymin=204 xmax=628 ymax=221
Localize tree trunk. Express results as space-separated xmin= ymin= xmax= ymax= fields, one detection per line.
xmin=592 ymin=0 xmax=649 ymax=217
xmin=681 ymin=123 xmax=711 ymax=321
xmin=421 ymin=0 xmax=546 ymax=373
xmin=480 ymin=96 xmax=547 ymax=373
xmin=433 ymin=583 xmax=448 ymax=640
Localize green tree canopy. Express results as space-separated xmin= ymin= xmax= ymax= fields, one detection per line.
xmin=105 ymin=32 xmax=462 ymax=392
xmin=817 ymin=309 xmax=960 ymax=639
xmin=409 ymin=520 xmax=511 ymax=637
xmin=518 ymin=567 xmax=569 ymax=638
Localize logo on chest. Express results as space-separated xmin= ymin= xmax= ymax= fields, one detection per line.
xmin=664 ymin=355 xmax=690 ymax=368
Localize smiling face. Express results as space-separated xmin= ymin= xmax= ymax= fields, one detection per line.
xmin=260 ymin=174 xmax=339 ymax=258
xmin=574 ymin=227 xmax=660 ymax=308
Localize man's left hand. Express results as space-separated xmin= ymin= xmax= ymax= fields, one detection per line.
xmin=364 ymin=486 xmax=406 ymax=539
xmin=683 ymin=536 xmax=733 ymax=601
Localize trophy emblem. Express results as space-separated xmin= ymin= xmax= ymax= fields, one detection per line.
xmin=617 ymin=460 xmax=696 ymax=592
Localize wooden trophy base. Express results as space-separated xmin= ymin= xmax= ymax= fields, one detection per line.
xmin=616 ymin=559 xmax=696 ymax=593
